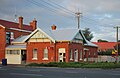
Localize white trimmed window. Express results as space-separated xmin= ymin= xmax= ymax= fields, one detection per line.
xmin=69 ymin=49 xmax=73 ymax=60
xmin=74 ymin=49 xmax=78 ymax=62
xmin=80 ymin=50 xmax=82 ymax=60
xmin=43 ymin=48 xmax=48 ymax=60
xmin=6 ymin=50 xmax=20 ymax=55
xmin=32 ymin=49 xmax=37 ymax=60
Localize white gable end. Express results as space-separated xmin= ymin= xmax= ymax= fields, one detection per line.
xmin=72 ymin=32 xmax=83 ymax=43
xmin=23 ymin=28 xmax=55 ymax=43
xmin=29 ymin=30 xmax=52 ymax=42
xmin=31 ymin=31 xmax=47 ymax=39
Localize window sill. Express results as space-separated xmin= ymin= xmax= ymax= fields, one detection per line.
xmin=43 ymin=58 xmax=48 ymax=60
xmin=70 ymin=58 xmax=73 ymax=61
xmin=80 ymin=58 xmax=82 ymax=60
xmin=32 ymin=58 xmax=38 ymax=60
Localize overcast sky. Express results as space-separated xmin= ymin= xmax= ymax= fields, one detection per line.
xmin=0 ymin=0 xmax=120 ymax=42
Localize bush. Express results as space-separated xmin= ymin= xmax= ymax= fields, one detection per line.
xmin=26 ymin=62 xmax=120 ymax=69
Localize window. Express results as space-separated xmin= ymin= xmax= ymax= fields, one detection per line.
xmin=32 ymin=49 xmax=37 ymax=60
xmin=10 ymin=32 xmax=14 ymax=41
xmin=69 ymin=49 xmax=73 ymax=60
xmin=6 ymin=32 xmax=11 ymax=44
xmin=80 ymin=50 xmax=82 ymax=60
xmin=43 ymin=48 xmax=48 ymax=60
xmin=94 ymin=52 xmax=96 ymax=56
xmin=6 ymin=50 xmax=20 ymax=55
xmin=89 ymin=52 xmax=91 ymax=56
xmin=74 ymin=49 xmax=78 ymax=62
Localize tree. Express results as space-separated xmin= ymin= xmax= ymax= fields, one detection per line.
xmin=82 ymin=28 xmax=93 ymax=41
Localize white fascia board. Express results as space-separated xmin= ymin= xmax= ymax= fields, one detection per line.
xmin=0 ymin=24 xmax=5 ymax=28
xmin=23 ymin=28 xmax=55 ymax=43
xmin=23 ymin=28 xmax=38 ymax=42
xmin=9 ymin=28 xmax=32 ymax=33
xmin=80 ymin=30 xmax=98 ymax=47
xmin=71 ymin=30 xmax=83 ymax=42
xmin=37 ymin=28 xmax=55 ymax=43
xmin=71 ymin=30 xmax=79 ymax=41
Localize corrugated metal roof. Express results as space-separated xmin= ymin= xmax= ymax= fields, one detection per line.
xmin=15 ymin=27 xmax=97 ymax=47
xmin=49 ymin=29 xmax=82 ymax=41
xmin=12 ymin=35 xmax=29 ymax=43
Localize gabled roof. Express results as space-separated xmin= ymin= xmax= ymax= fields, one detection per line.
xmin=93 ymin=42 xmax=116 ymax=50
xmin=23 ymin=28 xmax=55 ymax=43
xmin=50 ymin=29 xmax=82 ymax=41
xmin=0 ymin=19 xmax=33 ymax=31
xmin=10 ymin=27 xmax=97 ymax=48
xmin=80 ymin=30 xmax=98 ymax=47
xmin=23 ymin=28 xmax=83 ymax=43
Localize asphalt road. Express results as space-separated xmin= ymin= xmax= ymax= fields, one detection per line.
xmin=0 ymin=65 xmax=120 ymax=78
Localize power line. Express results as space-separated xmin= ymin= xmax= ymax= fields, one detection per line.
xmin=41 ymin=0 xmax=74 ymax=16
xmin=48 ymin=0 xmax=75 ymax=15
xmin=27 ymin=0 xmax=113 ymax=29
xmin=26 ymin=0 xmax=74 ymax=19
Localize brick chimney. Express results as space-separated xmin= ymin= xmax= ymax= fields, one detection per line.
xmin=18 ymin=16 xmax=23 ymax=29
xmin=51 ymin=24 xmax=56 ymax=30
xmin=30 ymin=18 xmax=37 ymax=30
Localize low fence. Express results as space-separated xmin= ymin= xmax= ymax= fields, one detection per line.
xmin=86 ymin=56 xmax=120 ymax=62
xmin=97 ymin=55 xmax=120 ymax=62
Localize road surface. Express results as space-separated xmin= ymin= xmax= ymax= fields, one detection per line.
xmin=0 ymin=65 xmax=120 ymax=78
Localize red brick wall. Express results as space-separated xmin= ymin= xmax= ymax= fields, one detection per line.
xmin=26 ymin=42 xmax=55 ymax=63
xmin=69 ymin=43 xmax=84 ymax=62
xmin=0 ymin=27 xmax=31 ymax=61
xmin=0 ymin=27 xmax=6 ymax=61
xmin=55 ymin=42 xmax=69 ymax=62
xmin=26 ymin=42 xmax=84 ymax=63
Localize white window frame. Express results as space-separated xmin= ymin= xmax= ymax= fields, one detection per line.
xmin=74 ymin=49 xmax=78 ymax=62
xmin=6 ymin=50 xmax=20 ymax=55
xmin=69 ymin=49 xmax=73 ymax=60
xmin=80 ymin=50 xmax=82 ymax=60
xmin=32 ymin=48 xmax=38 ymax=60
xmin=43 ymin=48 xmax=48 ymax=60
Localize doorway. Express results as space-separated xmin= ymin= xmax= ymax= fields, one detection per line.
xmin=58 ymin=48 xmax=66 ymax=62
xmin=21 ymin=50 xmax=26 ymax=64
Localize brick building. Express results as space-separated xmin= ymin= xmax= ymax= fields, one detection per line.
xmin=5 ymin=25 xmax=98 ymax=64
xmin=0 ymin=16 xmax=37 ymax=62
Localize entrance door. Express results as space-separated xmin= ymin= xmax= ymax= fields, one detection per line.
xmin=21 ymin=50 xmax=26 ymax=64
xmin=58 ymin=48 xmax=66 ymax=62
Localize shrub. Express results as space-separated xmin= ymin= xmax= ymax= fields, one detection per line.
xmin=26 ymin=62 xmax=120 ymax=69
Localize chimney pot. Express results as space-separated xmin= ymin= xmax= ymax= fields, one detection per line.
xmin=51 ymin=24 xmax=56 ymax=30
xmin=30 ymin=18 xmax=37 ymax=30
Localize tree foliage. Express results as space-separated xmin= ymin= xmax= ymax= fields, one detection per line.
xmin=82 ymin=28 xmax=93 ymax=41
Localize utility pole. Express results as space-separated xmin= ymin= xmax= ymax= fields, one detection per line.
xmin=75 ymin=12 xmax=82 ymax=29
xmin=114 ymin=26 xmax=120 ymax=63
